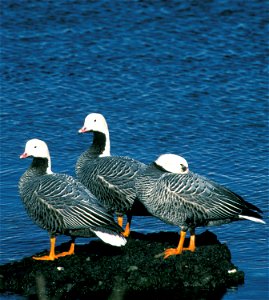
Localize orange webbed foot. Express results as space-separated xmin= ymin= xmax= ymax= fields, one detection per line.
xmin=32 ymin=237 xmax=75 ymax=261
xmin=163 ymin=245 xmax=195 ymax=259
xmin=33 ymin=237 xmax=57 ymax=260
xmin=163 ymin=247 xmax=182 ymax=259
xmin=54 ymin=243 xmax=75 ymax=258
xmin=163 ymin=231 xmax=196 ymax=259
xmin=33 ymin=254 xmax=56 ymax=261
xmin=182 ymin=245 xmax=196 ymax=252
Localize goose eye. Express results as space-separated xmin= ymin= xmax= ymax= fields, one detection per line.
xmin=94 ymin=119 xmax=96 ymax=122
xmin=181 ymin=164 xmax=187 ymax=172
xmin=34 ymin=146 xmax=37 ymax=148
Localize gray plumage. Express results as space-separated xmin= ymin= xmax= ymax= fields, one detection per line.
xmin=19 ymin=139 xmax=126 ymax=248
xmin=135 ymin=155 xmax=265 ymax=232
xmin=76 ymin=113 xmax=147 ymax=220
xmin=76 ymin=150 xmax=145 ymax=215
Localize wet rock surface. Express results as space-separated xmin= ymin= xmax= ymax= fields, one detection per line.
xmin=0 ymin=231 xmax=244 ymax=299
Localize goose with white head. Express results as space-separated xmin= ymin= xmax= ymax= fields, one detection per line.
xmin=135 ymin=153 xmax=265 ymax=259
xmin=78 ymin=113 xmax=111 ymax=157
xmin=76 ymin=113 xmax=147 ymax=237
xmin=19 ymin=139 xmax=126 ymax=261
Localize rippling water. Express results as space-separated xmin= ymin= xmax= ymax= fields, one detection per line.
xmin=1 ymin=0 xmax=268 ymax=299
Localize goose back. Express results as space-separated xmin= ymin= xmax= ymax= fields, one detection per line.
xmin=135 ymin=164 xmax=263 ymax=229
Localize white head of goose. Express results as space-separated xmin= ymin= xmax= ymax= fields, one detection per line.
xmin=78 ymin=113 xmax=110 ymax=157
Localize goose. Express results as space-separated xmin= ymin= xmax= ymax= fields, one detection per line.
xmin=135 ymin=154 xmax=265 ymax=259
xmin=19 ymin=139 xmax=126 ymax=261
xmin=76 ymin=113 xmax=147 ymax=237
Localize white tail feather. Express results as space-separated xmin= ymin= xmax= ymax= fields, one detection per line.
xmin=93 ymin=230 xmax=127 ymax=247
xmin=239 ymin=215 xmax=266 ymax=224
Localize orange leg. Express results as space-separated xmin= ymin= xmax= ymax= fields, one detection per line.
xmin=118 ymin=214 xmax=132 ymax=237
xmin=118 ymin=216 xmax=124 ymax=227
xmin=55 ymin=242 xmax=75 ymax=258
xmin=164 ymin=231 xmax=186 ymax=259
xmin=33 ymin=237 xmax=57 ymax=261
xmin=33 ymin=237 xmax=75 ymax=261
xmin=183 ymin=233 xmax=196 ymax=252
xmin=164 ymin=231 xmax=196 ymax=259
xmin=122 ymin=222 xmax=131 ymax=237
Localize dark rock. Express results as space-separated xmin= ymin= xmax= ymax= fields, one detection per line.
xmin=0 ymin=231 xmax=244 ymax=299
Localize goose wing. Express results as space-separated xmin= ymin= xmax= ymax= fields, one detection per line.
xmin=34 ymin=174 xmax=119 ymax=230
xmin=92 ymin=156 xmax=145 ymax=203
xmin=159 ymin=172 xmax=246 ymax=221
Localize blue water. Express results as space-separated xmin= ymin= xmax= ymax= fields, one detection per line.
xmin=1 ymin=0 xmax=268 ymax=299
